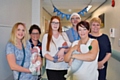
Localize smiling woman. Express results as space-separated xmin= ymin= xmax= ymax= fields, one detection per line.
xmin=89 ymin=17 xmax=111 ymax=80
xmin=42 ymin=16 xmax=71 ymax=80
xmin=64 ymin=21 xmax=99 ymax=80
xmin=5 ymin=22 xmax=38 ymax=80
xmin=29 ymin=24 xmax=43 ymax=80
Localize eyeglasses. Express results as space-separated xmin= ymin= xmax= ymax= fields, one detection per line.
xmin=71 ymin=17 xmax=80 ymax=20
xmin=31 ymin=33 xmax=39 ymax=35
xmin=51 ymin=22 xmax=60 ymax=25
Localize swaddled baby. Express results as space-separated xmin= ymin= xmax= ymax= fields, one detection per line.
xmin=53 ymin=42 xmax=69 ymax=62
xmin=29 ymin=46 xmax=41 ymax=75
xmin=64 ymin=44 xmax=92 ymax=78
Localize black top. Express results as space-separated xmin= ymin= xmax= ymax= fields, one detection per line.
xmin=29 ymin=39 xmax=43 ymax=58
xmin=89 ymin=34 xmax=111 ymax=61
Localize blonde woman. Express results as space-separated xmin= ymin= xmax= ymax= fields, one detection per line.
xmin=6 ymin=22 xmax=39 ymax=80
xmin=89 ymin=17 xmax=111 ymax=80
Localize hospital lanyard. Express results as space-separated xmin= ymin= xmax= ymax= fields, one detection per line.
xmin=71 ymin=28 xmax=80 ymax=41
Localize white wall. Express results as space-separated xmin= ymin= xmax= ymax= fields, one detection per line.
xmin=0 ymin=26 xmax=13 ymax=80
xmin=0 ymin=0 xmax=32 ymax=80
xmin=0 ymin=0 xmax=32 ymax=27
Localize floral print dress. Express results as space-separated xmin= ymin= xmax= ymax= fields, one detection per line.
xmin=6 ymin=41 xmax=38 ymax=80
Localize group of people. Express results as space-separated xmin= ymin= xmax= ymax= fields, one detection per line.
xmin=5 ymin=12 xmax=111 ymax=80
xmin=6 ymin=23 xmax=42 ymax=80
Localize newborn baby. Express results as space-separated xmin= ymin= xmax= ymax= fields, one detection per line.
xmin=29 ymin=46 xmax=41 ymax=75
xmin=53 ymin=42 xmax=69 ymax=62
xmin=64 ymin=44 xmax=90 ymax=78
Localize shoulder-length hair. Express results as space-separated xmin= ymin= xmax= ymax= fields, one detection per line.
xmin=9 ymin=22 xmax=27 ymax=47
xmin=90 ymin=17 xmax=101 ymax=26
xmin=46 ymin=16 xmax=62 ymax=51
xmin=76 ymin=21 xmax=90 ymax=31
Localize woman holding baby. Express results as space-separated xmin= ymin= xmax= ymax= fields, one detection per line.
xmin=42 ymin=16 xmax=71 ymax=80
xmin=6 ymin=22 xmax=39 ymax=80
xmin=29 ymin=24 xmax=43 ymax=80
xmin=64 ymin=21 xmax=99 ymax=80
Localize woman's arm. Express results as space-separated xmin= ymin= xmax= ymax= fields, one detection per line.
xmin=101 ymin=53 xmax=111 ymax=64
xmin=44 ymin=53 xmax=54 ymax=61
xmin=64 ymin=41 xmax=79 ymax=62
xmin=98 ymin=53 xmax=111 ymax=69
xmin=102 ymin=35 xmax=112 ymax=63
xmin=72 ymin=40 xmax=99 ymax=61
xmin=64 ymin=45 xmax=78 ymax=62
xmin=6 ymin=54 xmax=30 ymax=73
xmin=98 ymin=35 xmax=112 ymax=69
xmin=42 ymin=34 xmax=54 ymax=61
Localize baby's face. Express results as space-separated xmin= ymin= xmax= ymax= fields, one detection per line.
xmin=31 ymin=47 xmax=38 ymax=54
xmin=62 ymin=42 xmax=68 ymax=46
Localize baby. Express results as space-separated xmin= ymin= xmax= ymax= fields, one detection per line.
xmin=53 ymin=42 xmax=69 ymax=62
xmin=29 ymin=46 xmax=41 ymax=75
xmin=64 ymin=44 xmax=91 ymax=78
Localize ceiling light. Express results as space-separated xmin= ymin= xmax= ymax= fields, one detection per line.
xmin=87 ymin=5 xmax=92 ymax=11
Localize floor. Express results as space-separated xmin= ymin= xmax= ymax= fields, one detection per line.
xmin=41 ymin=57 xmax=120 ymax=80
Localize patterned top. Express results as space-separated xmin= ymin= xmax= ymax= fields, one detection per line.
xmin=6 ymin=41 xmax=38 ymax=80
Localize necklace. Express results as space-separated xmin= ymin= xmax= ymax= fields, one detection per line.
xmin=79 ymin=37 xmax=89 ymax=45
xmin=77 ymin=38 xmax=89 ymax=52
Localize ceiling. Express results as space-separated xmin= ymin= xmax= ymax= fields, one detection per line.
xmin=42 ymin=0 xmax=108 ymax=20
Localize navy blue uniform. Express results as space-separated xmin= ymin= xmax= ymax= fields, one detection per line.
xmin=89 ymin=34 xmax=111 ymax=80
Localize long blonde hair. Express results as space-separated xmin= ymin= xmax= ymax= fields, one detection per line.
xmin=9 ymin=22 xmax=27 ymax=47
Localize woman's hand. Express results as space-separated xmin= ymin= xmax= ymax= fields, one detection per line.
xmin=57 ymin=48 xmax=65 ymax=61
xmin=98 ymin=61 xmax=104 ymax=69
xmin=71 ymin=45 xmax=78 ymax=51
xmin=58 ymin=57 xmax=64 ymax=62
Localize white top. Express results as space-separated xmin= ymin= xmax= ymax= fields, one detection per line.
xmin=72 ymin=38 xmax=99 ymax=80
xmin=42 ymin=32 xmax=71 ymax=70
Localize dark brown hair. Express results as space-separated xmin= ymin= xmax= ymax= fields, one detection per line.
xmin=76 ymin=21 xmax=90 ymax=31
xmin=29 ymin=24 xmax=41 ymax=34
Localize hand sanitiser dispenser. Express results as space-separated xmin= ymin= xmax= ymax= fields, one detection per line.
xmin=110 ymin=28 xmax=115 ymax=38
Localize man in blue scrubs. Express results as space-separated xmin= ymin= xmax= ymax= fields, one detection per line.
xmin=65 ymin=13 xmax=81 ymax=43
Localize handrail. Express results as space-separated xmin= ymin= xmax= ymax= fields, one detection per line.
xmin=112 ymin=50 xmax=120 ymax=62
